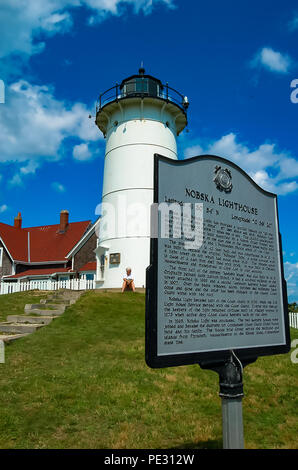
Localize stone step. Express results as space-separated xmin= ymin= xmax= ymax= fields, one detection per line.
xmin=53 ymin=290 xmax=84 ymax=299
xmin=48 ymin=296 xmax=80 ymax=304
xmin=40 ymin=298 xmax=71 ymax=305
xmin=7 ymin=315 xmax=55 ymax=325
xmin=0 ymin=322 xmax=43 ymax=334
xmin=44 ymin=294 xmax=81 ymax=305
xmin=25 ymin=303 xmax=66 ymax=311
xmin=25 ymin=308 xmax=64 ymax=316
xmin=24 ymin=304 xmax=65 ymax=315
xmin=0 ymin=333 xmax=31 ymax=344
xmin=36 ymin=303 xmax=68 ymax=310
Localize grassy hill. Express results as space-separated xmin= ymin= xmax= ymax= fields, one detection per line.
xmin=0 ymin=291 xmax=48 ymax=323
xmin=0 ymin=290 xmax=297 ymax=449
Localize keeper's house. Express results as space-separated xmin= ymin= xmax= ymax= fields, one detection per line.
xmin=0 ymin=211 xmax=98 ymax=282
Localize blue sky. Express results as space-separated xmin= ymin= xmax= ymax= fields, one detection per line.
xmin=0 ymin=0 xmax=298 ymax=299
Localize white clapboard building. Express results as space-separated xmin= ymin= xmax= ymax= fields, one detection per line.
xmin=94 ymin=68 xmax=188 ymax=288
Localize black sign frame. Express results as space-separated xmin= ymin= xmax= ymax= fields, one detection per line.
xmin=145 ymin=154 xmax=291 ymax=369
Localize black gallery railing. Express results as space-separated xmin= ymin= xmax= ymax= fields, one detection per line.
xmin=96 ymin=79 xmax=189 ymax=113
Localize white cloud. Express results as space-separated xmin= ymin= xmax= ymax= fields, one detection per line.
xmin=288 ymin=14 xmax=298 ymax=32
xmin=20 ymin=161 xmax=40 ymax=175
xmin=0 ymin=204 xmax=8 ymax=213
xmin=0 ymin=0 xmax=175 ymax=187
xmin=73 ymin=142 xmax=92 ymax=161
xmin=40 ymin=12 xmax=73 ymax=34
xmin=184 ymin=133 xmax=298 ymax=195
xmin=52 ymin=181 xmax=66 ymax=193
xmin=87 ymin=0 xmax=176 ymax=23
xmin=251 ymin=47 xmax=292 ymax=74
xmin=284 ymin=261 xmax=298 ymax=300
xmin=184 ymin=144 xmax=203 ymax=159
xmin=9 ymin=174 xmax=23 ymax=187
xmin=0 ymin=80 xmax=102 ymax=182
xmin=0 ymin=0 xmax=175 ymax=60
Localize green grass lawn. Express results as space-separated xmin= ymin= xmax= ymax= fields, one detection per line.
xmin=0 ymin=291 xmax=49 ymax=324
xmin=0 ymin=290 xmax=297 ymax=449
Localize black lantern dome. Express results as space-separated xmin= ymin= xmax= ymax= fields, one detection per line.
xmin=96 ymin=68 xmax=189 ymax=136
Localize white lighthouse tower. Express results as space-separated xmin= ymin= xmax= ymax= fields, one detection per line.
xmin=95 ymin=68 xmax=188 ymax=288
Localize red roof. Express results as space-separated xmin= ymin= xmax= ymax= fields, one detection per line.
xmin=79 ymin=261 xmax=96 ymax=272
xmin=0 ymin=220 xmax=91 ymax=262
xmin=0 ymin=222 xmax=28 ymax=261
xmin=5 ymin=267 xmax=74 ymax=279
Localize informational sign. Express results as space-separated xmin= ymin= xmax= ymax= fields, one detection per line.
xmin=146 ymin=154 xmax=290 ymax=368
xmin=110 ymin=253 xmax=121 ymax=264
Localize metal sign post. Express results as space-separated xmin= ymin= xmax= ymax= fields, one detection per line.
xmin=0 ymin=339 xmax=5 ymax=364
xmin=218 ymin=357 xmax=244 ymax=450
xmin=222 ymin=397 xmax=244 ymax=449
xmin=200 ymin=352 xmax=255 ymax=449
xmin=146 ymin=153 xmax=291 ymax=449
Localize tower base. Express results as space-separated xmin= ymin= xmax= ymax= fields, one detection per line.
xmin=95 ymin=237 xmax=150 ymax=289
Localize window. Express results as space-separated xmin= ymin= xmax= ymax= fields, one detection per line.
xmin=135 ymin=78 xmax=148 ymax=94
xmin=124 ymin=80 xmax=136 ymax=95
xmin=148 ymin=78 xmax=158 ymax=97
xmin=124 ymin=78 xmax=149 ymax=96
xmin=0 ymin=247 xmax=3 ymax=268
xmin=86 ymin=273 xmax=94 ymax=281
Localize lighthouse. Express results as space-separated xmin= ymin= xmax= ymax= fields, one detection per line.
xmin=95 ymin=68 xmax=188 ymax=288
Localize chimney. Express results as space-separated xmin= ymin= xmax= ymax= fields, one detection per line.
xmin=59 ymin=210 xmax=69 ymax=232
xmin=14 ymin=212 xmax=22 ymax=229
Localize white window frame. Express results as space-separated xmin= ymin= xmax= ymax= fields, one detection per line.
xmin=0 ymin=247 xmax=3 ymax=268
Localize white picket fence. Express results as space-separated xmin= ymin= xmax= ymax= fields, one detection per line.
xmin=1 ymin=279 xmax=298 ymax=328
xmin=0 ymin=278 xmax=96 ymax=295
xmin=289 ymin=311 xmax=298 ymax=329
